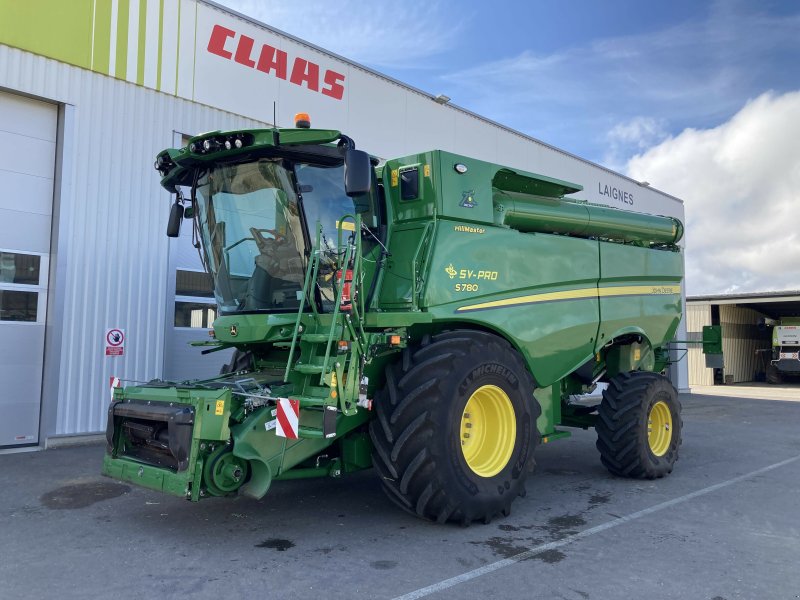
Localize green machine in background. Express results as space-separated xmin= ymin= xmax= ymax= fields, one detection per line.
xmin=102 ymin=115 xmax=713 ymax=524
xmin=763 ymin=317 xmax=800 ymax=384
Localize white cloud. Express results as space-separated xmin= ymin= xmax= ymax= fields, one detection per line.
xmin=213 ymin=0 xmax=466 ymax=69
xmin=604 ymin=116 xmax=669 ymax=171
xmin=626 ymin=91 xmax=800 ymax=295
xmin=608 ymin=117 xmax=668 ymax=148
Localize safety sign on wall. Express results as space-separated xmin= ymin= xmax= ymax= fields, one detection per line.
xmin=105 ymin=328 xmax=125 ymax=356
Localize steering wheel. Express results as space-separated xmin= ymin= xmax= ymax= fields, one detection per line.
xmin=250 ymin=227 xmax=284 ymax=247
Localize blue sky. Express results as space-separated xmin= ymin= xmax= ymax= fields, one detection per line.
xmin=218 ymin=0 xmax=800 ymax=294
xmin=219 ymin=0 xmax=799 ymax=166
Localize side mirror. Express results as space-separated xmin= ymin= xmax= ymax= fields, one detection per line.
xmin=166 ymin=201 xmax=184 ymax=237
xmin=344 ymin=149 xmax=372 ymax=197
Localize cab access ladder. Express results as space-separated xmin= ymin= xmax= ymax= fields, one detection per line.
xmin=283 ymin=216 xmax=368 ymax=438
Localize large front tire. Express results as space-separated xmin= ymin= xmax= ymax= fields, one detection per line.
xmin=369 ymin=330 xmax=540 ymax=524
xmin=596 ymin=371 xmax=682 ymax=479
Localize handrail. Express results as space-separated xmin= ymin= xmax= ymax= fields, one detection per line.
xmin=350 ymin=221 xmax=368 ymax=350
xmin=284 ymin=222 xmax=323 ymax=381
xmin=319 ymin=238 xmax=354 ymax=384
xmin=410 ymin=222 xmax=433 ymax=309
xmin=333 ymin=214 xmax=368 ymax=348
xmin=284 ymin=213 xmax=368 ymax=419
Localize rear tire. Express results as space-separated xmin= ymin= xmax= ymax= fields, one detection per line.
xmin=596 ymin=371 xmax=682 ymax=479
xmin=369 ymin=330 xmax=540 ymax=524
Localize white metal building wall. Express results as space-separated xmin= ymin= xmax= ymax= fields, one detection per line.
xmin=686 ymin=303 xmax=713 ymax=386
xmin=720 ymin=305 xmax=771 ymax=384
xmin=0 ymin=44 xmax=265 ymax=437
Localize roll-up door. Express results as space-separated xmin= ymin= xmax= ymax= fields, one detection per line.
xmin=0 ymin=90 xmax=57 ymax=447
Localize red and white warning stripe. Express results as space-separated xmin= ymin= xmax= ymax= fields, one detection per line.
xmin=109 ymin=376 xmax=121 ymax=400
xmin=275 ymin=398 xmax=300 ymax=439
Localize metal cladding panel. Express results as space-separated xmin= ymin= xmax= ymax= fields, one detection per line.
xmin=0 ymin=44 xmax=263 ymax=436
xmin=451 ymin=114 xmax=500 ymax=163
xmin=686 ymin=303 xmax=713 ymax=386
xmin=719 ymin=305 xmax=771 ymax=384
xmin=345 ymin=68 xmax=408 ymax=155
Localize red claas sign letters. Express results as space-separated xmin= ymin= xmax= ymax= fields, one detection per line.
xmin=207 ymin=24 xmax=345 ymax=100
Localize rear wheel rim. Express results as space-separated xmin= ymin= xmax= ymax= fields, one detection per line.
xmin=647 ymin=400 xmax=673 ymax=457
xmin=460 ymin=385 xmax=517 ymax=477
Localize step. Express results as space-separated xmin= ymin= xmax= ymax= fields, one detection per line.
xmin=292 ymin=395 xmax=334 ymax=408
xmin=300 ymin=333 xmax=337 ymax=343
xmin=298 ymin=426 xmax=326 ymax=439
xmin=293 ymin=363 xmax=327 ymax=375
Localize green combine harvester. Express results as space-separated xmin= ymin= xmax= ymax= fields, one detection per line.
xmin=102 ymin=114 xmax=705 ymax=524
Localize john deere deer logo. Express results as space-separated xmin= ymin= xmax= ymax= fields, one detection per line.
xmin=460 ymin=190 xmax=477 ymax=208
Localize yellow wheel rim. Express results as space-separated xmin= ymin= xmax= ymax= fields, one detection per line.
xmin=647 ymin=400 xmax=673 ymax=457
xmin=460 ymin=385 xmax=517 ymax=478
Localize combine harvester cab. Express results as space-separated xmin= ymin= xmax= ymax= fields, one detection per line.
xmin=102 ymin=114 xmax=714 ymax=523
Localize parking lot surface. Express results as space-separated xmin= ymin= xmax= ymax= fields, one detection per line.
xmin=2 ymin=389 xmax=799 ymax=599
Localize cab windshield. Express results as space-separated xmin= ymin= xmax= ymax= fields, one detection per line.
xmin=195 ymin=158 xmax=376 ymax=314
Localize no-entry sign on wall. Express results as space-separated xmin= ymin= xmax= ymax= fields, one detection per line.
xmin=105 ymin=328 xmax=125 ymax=356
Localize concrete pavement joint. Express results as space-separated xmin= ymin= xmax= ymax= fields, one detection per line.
xmin=393 ymin=453 xmax=800 ymax=600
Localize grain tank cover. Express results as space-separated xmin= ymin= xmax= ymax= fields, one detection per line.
xmin=493 ymin=168 xmax=582 ymax=198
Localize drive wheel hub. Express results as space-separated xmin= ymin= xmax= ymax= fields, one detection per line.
xmin=460 ymin=385 xmax=517 ymax=478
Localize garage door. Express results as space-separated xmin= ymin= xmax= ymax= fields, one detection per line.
xmin=0 ymin=90 xmax=57 ymax=447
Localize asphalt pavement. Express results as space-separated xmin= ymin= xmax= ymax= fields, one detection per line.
xmin=1 ymin=387 xmax=799 ymax=600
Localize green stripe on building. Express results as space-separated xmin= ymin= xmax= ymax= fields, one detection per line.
xmin=1 ymin=0 xmax=192 ymax=92
xmin=174 ymin=0 xmax=181 ymax=92
xmin=136 ymin=0 xmax=147 ymax=85
xmin=0 ymin=0 xmax=95 ymax=70
xmin=92 ymin=0 xmax=113 ymax=74
xmin=115 ymin=0 xmax=131 ymax=79
xmin=156 ymin=0 xmax=164 ymax=90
